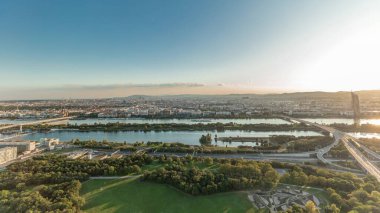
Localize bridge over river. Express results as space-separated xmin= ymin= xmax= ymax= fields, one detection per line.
xmin=0 ymin=116 xmax=74 ymax=132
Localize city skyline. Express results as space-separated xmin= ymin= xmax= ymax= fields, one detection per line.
xmin=1 ymin=0 xmax=380 ymax=99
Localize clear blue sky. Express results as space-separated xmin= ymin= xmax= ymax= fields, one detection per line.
xmin=1 ymin=0 xmax=380 ymax=98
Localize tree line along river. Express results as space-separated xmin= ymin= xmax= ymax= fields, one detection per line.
xmin=1 ymin=118 xmax=380 ymax=147
xmin=20 ymin=130 xmax=323 ymax=147
xmin=2 ymin=117 xmax=380 ymax=125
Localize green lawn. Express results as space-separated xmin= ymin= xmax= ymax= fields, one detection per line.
xmin=81 ymin=178 xmax=260 ymax=213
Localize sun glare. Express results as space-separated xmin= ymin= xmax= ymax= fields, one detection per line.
xmin=294 ymin=15 xmax=380 ymax=91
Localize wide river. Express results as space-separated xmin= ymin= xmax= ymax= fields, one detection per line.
xmin=0 ymin=118 xmax=290 ymax=125
xmin=303 ymin=118 xmax=380 ymax=125
xmin=19 ymin=130 xmax=322 ymax=147
xmin=2 ymin=118 xmax=380 ymax=125
xmin=3 ymin=118 xmax=380 ymax=147
xmin=0 ymin=118 xmax=380 ymax=125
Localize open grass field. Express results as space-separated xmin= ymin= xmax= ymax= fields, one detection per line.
xmin=81 ymin=178 xmax=261 ymax=213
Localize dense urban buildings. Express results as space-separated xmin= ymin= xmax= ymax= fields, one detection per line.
xmin=2 ymin=91 xmax=380 ymax=120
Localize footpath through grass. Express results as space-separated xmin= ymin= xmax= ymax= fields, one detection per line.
xmin=81 ymin=178 xmax=260 ymax=213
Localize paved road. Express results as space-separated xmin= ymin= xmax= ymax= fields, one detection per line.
xmin=286 ymin=117 xmax=341 ymax=164
xmin=0 ymin=116 xmax=74 ymax=131
xmin=290 ymin=117 xmax=380 ymax=181
xmin=345 ymin=135 xmax=380 ymax=161
xmin=341 ymin=137 xmax=380 ymax=181
xmin=0 ymin=132 xmax=32 ymax=142
xmin=89 ymin=175 xmax=141 ymax=180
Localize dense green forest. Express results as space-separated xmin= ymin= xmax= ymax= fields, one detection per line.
xmin=1 ymin=153 xmax=380 ymax=212
xmin=0 ymin=154 xmax=153 ymax=212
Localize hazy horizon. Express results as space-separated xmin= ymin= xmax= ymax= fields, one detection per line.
xmin=0 ymin=84 xmax=377 ymax=101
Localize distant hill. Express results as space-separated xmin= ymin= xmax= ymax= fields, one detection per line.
xmin=3 ymin=90 xmax=380 ymax=102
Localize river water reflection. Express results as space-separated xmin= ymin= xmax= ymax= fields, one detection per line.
xmin=70 ymin=118 xmax=292 ymax=125
xmin=304 ymin=118 xmax=380 ymax=125
xmin=21 ymin=130 xmax=322 ymax=147
xmin=0 ymin=118 xmax=291 ymax=125
xmin=3 ymin=118 xmax=380 ymax=126
xmin=348 ymin=132 xmax=380 ymax=139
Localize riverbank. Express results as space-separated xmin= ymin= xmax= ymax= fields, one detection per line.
xmin=23 ymin=123 xmax=321 ymax=132
xmin=330 ymin=123 xmax=380 ymax=133
xmin=68 ymin=135 xmax=332 ymax=155
xmin=21 ymin=130 xmax=324 ymax=147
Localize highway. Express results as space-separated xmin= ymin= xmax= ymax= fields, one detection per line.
xmin=0 ymin=116 xmax=74 ymax=131
xmin=286 ymin=117 xmax=341 ymax=163
xmin=345 ymin=135 xmax=380 ymax=161
xmin=291 ymin=117 xmax=380 ymax=182
xmin=341 ymin=137 xmax=380 ymax=181
xmin=0 ymin=132 xmax=31 ymax=142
